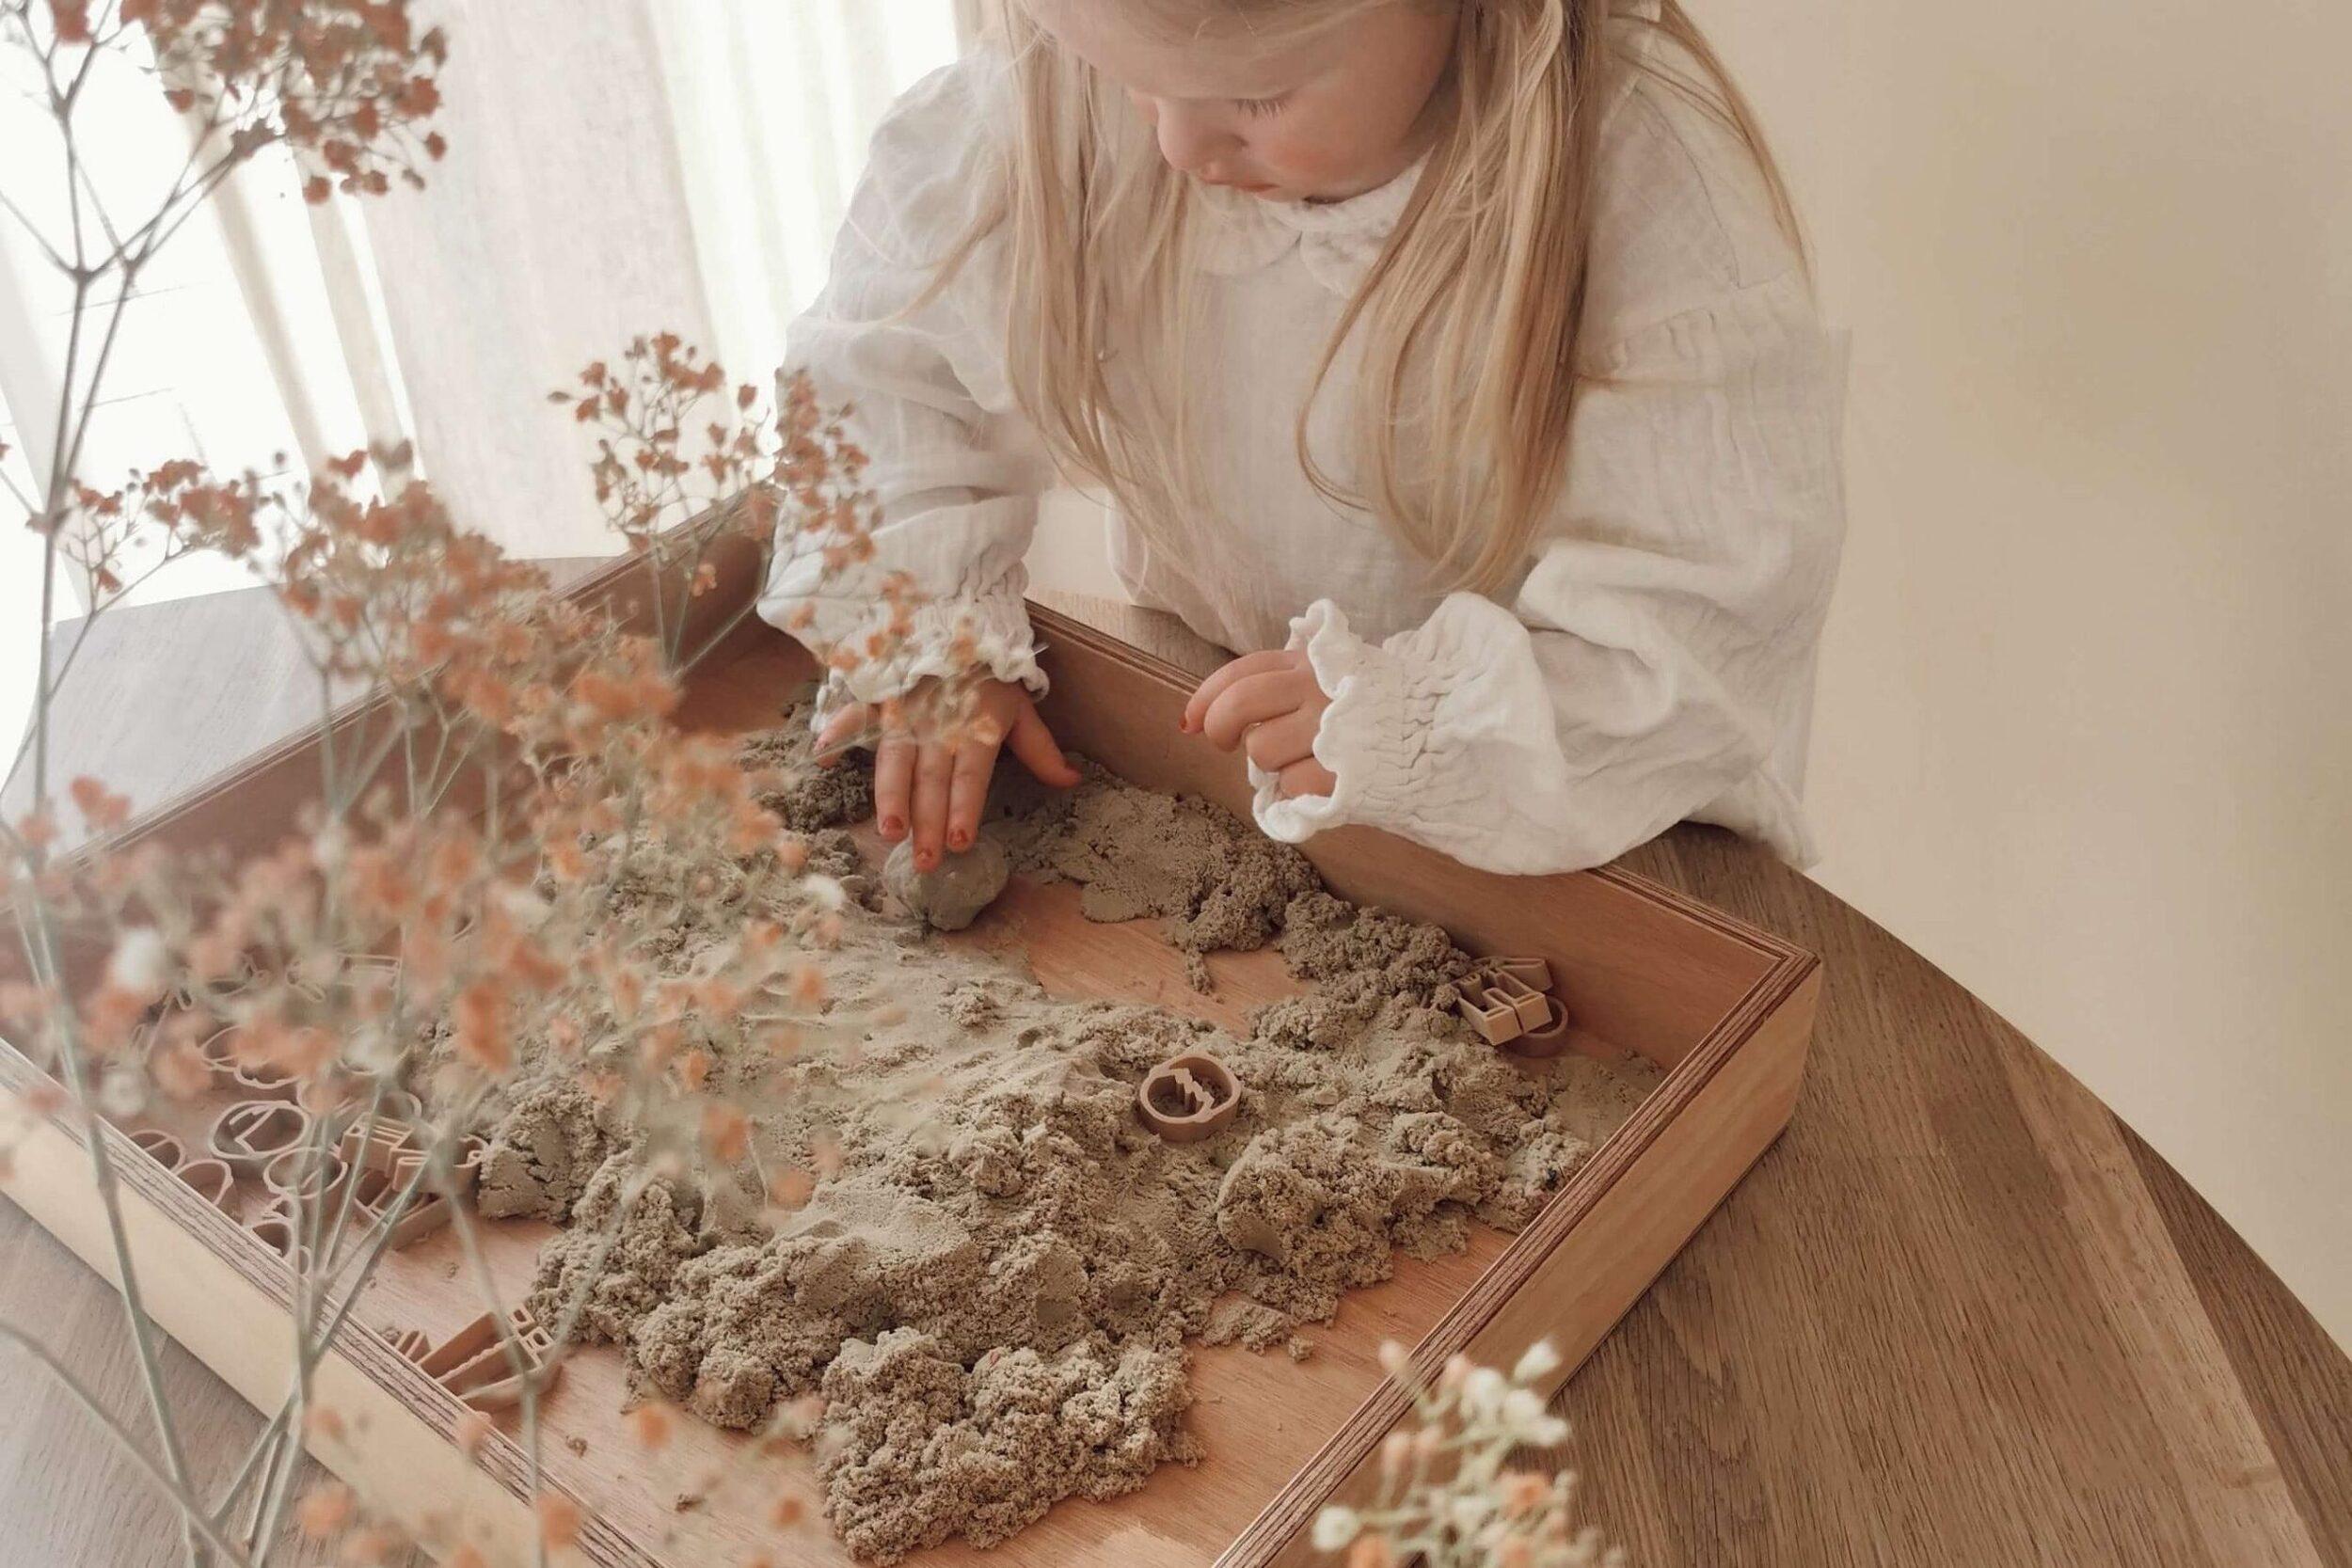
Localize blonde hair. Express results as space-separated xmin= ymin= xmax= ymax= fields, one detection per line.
xmin=931 ymin=0 xmax=1802 ymax=594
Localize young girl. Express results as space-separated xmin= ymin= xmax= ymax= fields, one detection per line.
xmin=759 ymin=0 xmax=1844 ymax=878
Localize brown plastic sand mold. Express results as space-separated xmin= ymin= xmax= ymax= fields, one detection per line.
xmin=1492 ymin=955 xmax=1553 ymax=991
xmin=340 ymin=1117 xmax=420 ymax=1175
xmin=127 ymin=1128 xmax=185 ymax=1168
xmin=230 ymin=1058 xmax=298 ymax=1101
xmin=375 ymin=1132 xmax=487 ymax=1199
xmin=173 ymin=1157 xmax=235 ymax=1211
xmin=207 ymin=1101 xmax=315 ymax=1175
xmin=349 ymin=1165 xmax=451 ymax=1249
xmin=1454 ymin=956 xmax=1572 ymax=1052
xmin=244 ymin=1202 xmax=309 ymax=1269
xmin=123 ymin=1123 xmax=240 ymax=1212
xmin=262 ymin=1148 xmax=351 ymax=1207
xmin=196 ymin=1025 xmax=239 ymax=1092
xmin=1502 ymin=994 xmax=1574 ymax=1059
xmin=388 ymin=1307 xmax=563 ymax=1411
xmin=197 ymin=1022 xmax=299 ymax=1101
xmin=298 ymin=1075 xmax=424 ymax=1120
xmin=1136 ymin=1052 xmax=1242 ymax=1144
xmin=456 ymin=1132 xmax=487 ymax=1192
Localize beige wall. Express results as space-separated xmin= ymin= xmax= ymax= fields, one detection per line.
xmin=1689 ymin=0 xmax=2351 ymax=1343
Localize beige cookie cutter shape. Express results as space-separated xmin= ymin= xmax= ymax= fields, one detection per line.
xmin=339 ymin=1117 xmax=421 ymax=1177
xmin=261 ymin=1147 xmax=353 ymax=1209
xmin=336 ymin=1119 xmax=480 ymax=1248
xmin=1454 ymin=956 xmax=1573 ymax=1057
xmin=384 ymin=1306 xmax=563 ymax=1411
xmin=206 ymin=1100 xmax=315 ymax=1176
xmin=245 ymin=1204 xmax=310 ymax=1269
xmin=347 ymin=1164 xmax=452 ymax=1249
xmin=334 ymin=1101 xmax=444 ymax=1175
xmin=195 ymin=1022 xmax=301 ymax=1102
xmin=128 ymin=1128 xmax=185 ymax=1168
xmin=1136 ymin=1052 xmax=1242 ymax=1144
xmin=123 ymin=1125 xmax=236 ymax=1212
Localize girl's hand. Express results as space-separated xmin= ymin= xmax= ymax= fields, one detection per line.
xmin=817 ymin=678 xmax=1080 ymax=871
xmin=1182 ymin=650 xmax=1337 ymax=800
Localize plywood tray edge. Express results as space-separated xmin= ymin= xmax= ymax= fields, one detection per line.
xmin=0 ymin=1039 xmax=643 ymax=1567
xmin=1219 ymin=946 xmax=1820 ymax=1566
xmin=1026 ymin=602 xmax=1810 ymax=970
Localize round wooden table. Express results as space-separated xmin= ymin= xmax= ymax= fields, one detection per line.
xmin=3 ymin=587 xmax=2345 ymax=1566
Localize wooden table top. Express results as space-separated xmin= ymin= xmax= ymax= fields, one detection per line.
xmin=4 ymin=583 xmax=2345 ymax=1568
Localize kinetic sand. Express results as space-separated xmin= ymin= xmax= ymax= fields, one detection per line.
xmin=453 ymin=722 xmax=1657 ymax=1563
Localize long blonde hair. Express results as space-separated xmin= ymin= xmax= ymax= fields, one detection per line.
xmin=931 ymin=0 xmax=1801 ymax=594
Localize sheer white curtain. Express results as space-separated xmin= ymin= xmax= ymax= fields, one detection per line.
xmin=0 ymin=0 xmax=962 ymax=576
xmin=0 ymin=24 xmax=368 ymax=610
xmin=2 ymin=0 xmax=963 ymax=758
xmin=353 ymin=0 xmax=963 ymax=560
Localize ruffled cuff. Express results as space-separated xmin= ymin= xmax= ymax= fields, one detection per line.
xmin=1248 ymin=601 xmax=1440 ymax=842
xmin=1250 ymin=596 xmax=1556 ymax=863
xmin=778 ymin=594 xmax=1046 ymax=729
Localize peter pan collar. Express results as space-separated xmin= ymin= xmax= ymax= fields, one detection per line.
xmin=1191 ymin=152 xmax=1432 ymax=297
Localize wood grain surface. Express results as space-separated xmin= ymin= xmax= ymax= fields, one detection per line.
xmin=4 ymin=585 xmax=2346 ymax=1568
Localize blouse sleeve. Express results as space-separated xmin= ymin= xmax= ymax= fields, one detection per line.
xmin=755 ymin=55 xmax=1045 ymax=721
xmin=1249 ymin=269 xmax=1847 ymax=873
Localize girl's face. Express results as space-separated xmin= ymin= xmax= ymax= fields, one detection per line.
xmin=1024 ymin=1 xmax=1458 ymax=202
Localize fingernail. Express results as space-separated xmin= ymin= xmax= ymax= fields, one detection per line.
xmin=881 ymin=816 xmax=903 ymax=836
xmin=949 ymin=830 xmax=971 ymax=850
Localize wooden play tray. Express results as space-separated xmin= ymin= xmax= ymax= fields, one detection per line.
xmin=0 ymin=547 xmax=1820 ymax=1567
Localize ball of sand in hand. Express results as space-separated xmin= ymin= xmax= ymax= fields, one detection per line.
xmin=882 ymin=836 xmax=1011 ymax=932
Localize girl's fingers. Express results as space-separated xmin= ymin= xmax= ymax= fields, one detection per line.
xmin=1201 ymin=669 xmax=1315 ymax=752
xmin=814 ymin=704 xmax=869 ymax=767
xmin=946 ymin=738 xmax=998 ymax=852
xmin=1183 ymin=650 xmax=1298 ymax=733
xmin=910 ymin=742 xmax=955 ymax=870
xmin=1243 ymin=706 xmax=1323 ymax=772
xmin=872 ymin=736 xmax=916 ymax=841
xmin=1006 ymin=704 xmax=1081 ymax=786
xmin=1277 ymin=757 xmax=1339 ymax=800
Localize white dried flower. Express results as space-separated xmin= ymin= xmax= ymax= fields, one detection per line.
xmin=106 ymin=927 xmax=170 ymax=998
xmin=100 ymin=1064 xmax=147 ymax=1117
xmin=1511 ymin=1338 xmax=1562 ymax=1385
xmin=1461 ymin=1366 xmax=1507 ymax=1419
xmin=1447 ymin=1491 xmax=1493 ymax=1534
xmin=803 ymin=875 xmax=847 ymax=912
xmin=1524 ymin=1412 xmax=1571 ymax=1449
xmin=1310 ymin=1506 xmax=1362 ymax=1551
xmin=1502 ymin=1386 xmax=1549 ymax=1434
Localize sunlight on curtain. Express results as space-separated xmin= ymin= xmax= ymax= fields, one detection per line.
xmin=4 ymin=3 xmax=969 ymax=599
xmin=649 ymin=0 xmax=962 ymax=391
xmin=0 ymin=31 xmax=378 ymax=610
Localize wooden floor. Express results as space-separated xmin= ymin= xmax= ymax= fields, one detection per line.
xmin=3 ymin=585 xmax=2347 ymax=1568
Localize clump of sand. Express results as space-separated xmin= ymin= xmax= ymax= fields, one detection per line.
xmin=739 ymin=713 xmax=872 ymax=834
xmin=820 ymin=1325 xmax=1197 ymax=1562
xmin=994 ymin=759 xmax=1321 ymax=988
xmin=484 ymin=719 xmax=1657 ymax=1563
xmin=882 ymin=836 xmax=1009 ymax=931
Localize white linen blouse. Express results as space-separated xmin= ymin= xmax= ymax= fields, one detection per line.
xmin=757 ymin=10 xmax=1847 ymax=874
